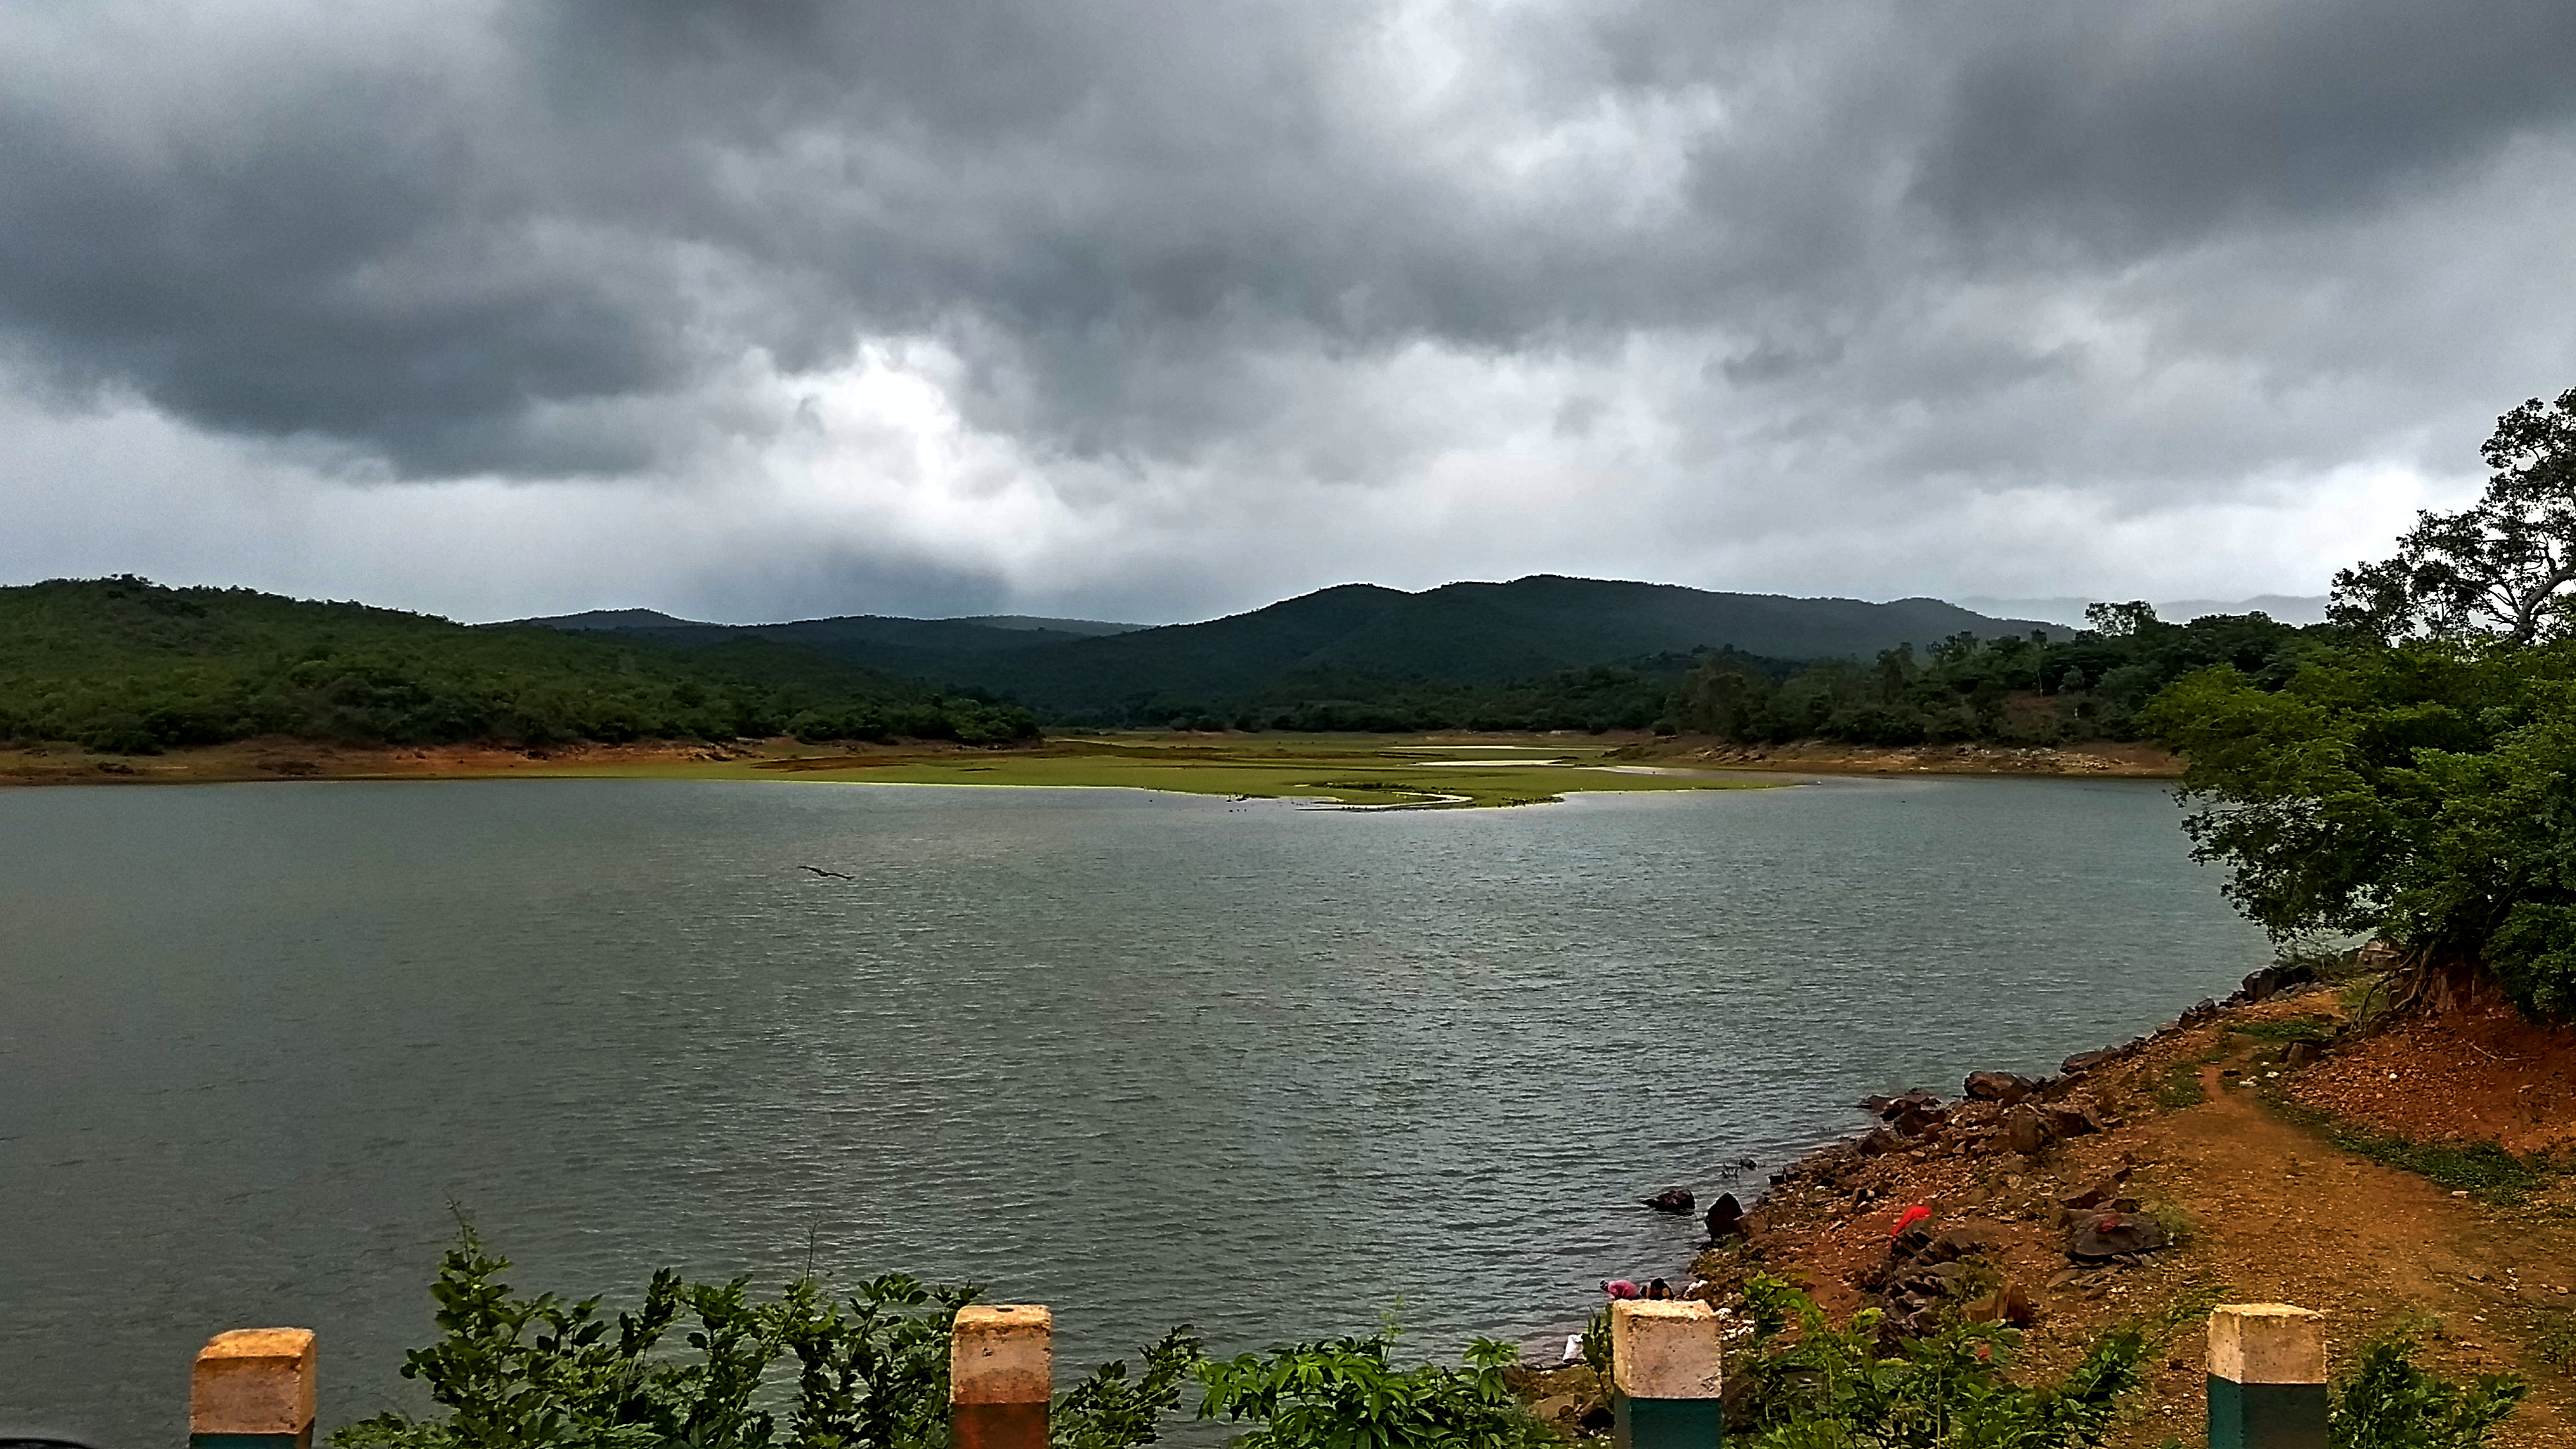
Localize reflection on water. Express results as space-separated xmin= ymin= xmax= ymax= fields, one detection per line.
xmin=0 ymin=776 xmax=2264 ymax=1445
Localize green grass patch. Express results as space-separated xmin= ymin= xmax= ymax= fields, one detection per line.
xmin=2266 ymin=1096 xmax=2559 ymax=1204
xmin=2150 ymin=1043 xmax=2228 ymax=1111
xmin=2228 ymin=1015 xmax=2338 ymax=1043
xmin=2530 ymin=1308 xmax=2576 ymax=1374
xmin=581 ymin=733 xmax=1793 ymax=810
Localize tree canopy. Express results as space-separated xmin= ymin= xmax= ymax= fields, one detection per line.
xmin=2145 ymin=387 xmax=2576 ymax=1020
xmin=2331 ymin=387 xmax=2576 ymax=645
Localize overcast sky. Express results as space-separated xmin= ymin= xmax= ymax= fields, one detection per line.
xmin=4 ymin=1 xmax=2572 ymax=624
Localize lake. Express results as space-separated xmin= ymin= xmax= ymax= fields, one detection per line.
xmin=0 ymin=775 xmax=2267 ymax=1444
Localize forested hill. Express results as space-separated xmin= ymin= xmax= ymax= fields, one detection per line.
xmin=526 ymin=576 xmax=2066 ymax=724
xmin=0 ymin=573 xmax=2073 ymax=747
xmin=0 ymin=577 xmax=1036 ymax=752
xmin=935 ymin=578 xmax=2065 ymax=713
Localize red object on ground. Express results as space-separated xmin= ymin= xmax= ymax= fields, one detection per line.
xmin=1890 ymin=1204 xmax=1931 ymax=1237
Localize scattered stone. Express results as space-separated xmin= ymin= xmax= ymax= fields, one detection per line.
xmin=1644 ymin=1187 xmax=1696 ymax=1214
xmin=1704 ymin=1193 xmax=1744 ymax=1239
xmin=1964 ymin=1280 xmax=2037 ymax=1327
xmin=2003 ymin=1105 xmax=2054 ymax=1156
xmin=2233 ymin=960 xmax=2319 ymax=1004
xmin=1963 ymin=1070 xmax=2037 ymax=1105
xmin=2067 ymin=1213 xmax=2170 ymax=1264
xmin=1864 ymin=1088 xmax=1942 ymax=1121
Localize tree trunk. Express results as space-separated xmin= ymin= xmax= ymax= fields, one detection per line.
xmin=2386 ymin=944 xmax=2504 ymax=1016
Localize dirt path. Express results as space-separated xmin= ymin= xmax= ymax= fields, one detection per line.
xmin=2116 ymin=1064 xmax=2576 ymax=1446
xmin=1675 ymin=990 xmax=2576 ymax=1448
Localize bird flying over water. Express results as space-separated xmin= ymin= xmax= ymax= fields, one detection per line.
xmin=798 ymin=865 xmax=854 ymax=880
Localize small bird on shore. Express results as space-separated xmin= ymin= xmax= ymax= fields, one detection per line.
xmin=798 ymin=865 xmax=854 ymax=880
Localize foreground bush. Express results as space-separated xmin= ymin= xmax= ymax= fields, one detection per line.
xmin=342 ymin=1244 xmax=2526 ymax=1449
xmin=1195 ymin=1331 xmax=1553 ymax=1449
xmin=334 ymin=1232 xmax=1197 ymax=1449
xmin=2329 ymin=1333 xmax=2525 ymax=1449
xmin=1731 ymin=1275 xmax=2143 ymax=1448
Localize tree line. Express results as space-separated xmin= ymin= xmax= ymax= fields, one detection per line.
xmin=1664 ymin=608 xmax=2313 ymax=746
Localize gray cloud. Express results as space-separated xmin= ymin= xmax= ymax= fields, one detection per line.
xmin=1 ymin=1 xmax=2573 ymax=618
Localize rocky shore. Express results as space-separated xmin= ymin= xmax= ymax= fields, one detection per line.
xmin=1509 ymin=947 xmax=2576 ymax=1447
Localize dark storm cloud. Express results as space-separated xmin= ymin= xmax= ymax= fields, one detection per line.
xmin=1908 ymin=1 xmax=2576 ymax=255
xmin=1 ymin=0 xmax=2572 ymax=480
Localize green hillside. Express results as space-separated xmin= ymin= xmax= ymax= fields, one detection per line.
xmin=933 ymin=577 xmax=2066 ymax=723
xmin=585 ymin=576 xmax=2066 ymax=724
xmin=0 ymin=577 xmax=1036 ymax=751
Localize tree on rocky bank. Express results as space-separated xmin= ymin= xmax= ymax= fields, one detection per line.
xmin=2147 ymin=386 xmax=2576 ymax=1022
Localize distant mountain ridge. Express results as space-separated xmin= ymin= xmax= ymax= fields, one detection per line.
xmin=1953 ymin=594 xmax=2330 ymax=628
xmin=521 ymin=575 xmax=2067 ymax=723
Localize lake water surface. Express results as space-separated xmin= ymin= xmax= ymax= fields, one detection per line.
xmin=0 ymin=775 xmax=2268 ymax=1444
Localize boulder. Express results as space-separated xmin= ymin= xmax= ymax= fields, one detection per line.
xmin=1866 ymin=1088 xmax=1942 ymax=1121
xmin=2180 ymin=997 xmax=2220 ymax=1025
xmin=2067 ymin=1212 xmax=2170 ymax=1264
xmin=1963 ymin=1070 xmax=2035 ymax=1105
xmin=1858 ymin=1127 xmax=1904 ymax=1156
xmin=2283 ymin=1041 xmax=2324 ymax=1069
xmin=1704 ymin=1193 xmax=1744 ymax=1239
xmin=2235 ymin=960 xmax=2320 ymax=1004
xmin=2003 ymin=1105 xmax=2053 ymax=1156
xmin=2060 ymin=1048 xmax=2121 ymax=1076
xmin=2044 ymin=1106 xmax=2097 ymax=1138
xmin=1890 ymin=1104 xmax=1948 ymax=1138
xmin=1927 ymin=1223 xmax=2004 ymax=1259
xmin=1643 ymin=1187 xmax=1695 ymax=1214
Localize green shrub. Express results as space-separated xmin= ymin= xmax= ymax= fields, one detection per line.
xmin=2330 ymin=1334 xmax=2525 ymax=1448
xmin=334 ymin=1230 xmax=1198 ymax=1449
xmin=1195 ymin=1330 xmax=1553 ymax=1449
xmin=1731 ymin=1275 xmax=2143 ymax=1448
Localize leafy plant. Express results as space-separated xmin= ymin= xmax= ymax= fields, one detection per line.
xmin=1052 ymin=1331 xmax=1206 ymax=1449
xmin=1730 ymin=1274 xmax=2143 ymax=1448
xmin=1195 ymin=1330 xmax=1554 ymax=1449
xmin=2329 ymin=1334 xmax=2526 ymax=1449
xmin=334 ymin=1229 xmax=1198 ymax=1449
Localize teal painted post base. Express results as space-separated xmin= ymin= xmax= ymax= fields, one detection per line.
xmin=2207 ymin=1376 xmax=2327 ymax=1449
xmin=1614 ymin=1392 xmax=1722 ymax=1449
xmin=192 ymin=1433 xmax=311 ymax=1449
